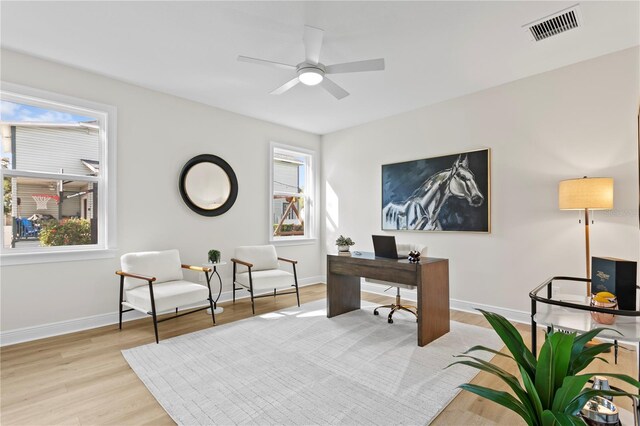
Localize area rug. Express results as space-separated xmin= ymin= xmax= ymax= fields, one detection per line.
xmin=122 ymin=300 xmax=502 ymax=425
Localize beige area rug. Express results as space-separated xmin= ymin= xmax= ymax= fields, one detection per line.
xmin=122 ymin=300 xmax=502 ymax=425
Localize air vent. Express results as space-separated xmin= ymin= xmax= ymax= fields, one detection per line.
xmin=523 ymin=4 xmax=583 ymax=42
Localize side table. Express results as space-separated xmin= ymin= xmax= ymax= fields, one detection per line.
xmin=203 ymin=261 xmax=226 ymax=315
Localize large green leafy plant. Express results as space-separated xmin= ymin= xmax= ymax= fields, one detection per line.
xmin=450 ymin=310 xmax=640 ymax=425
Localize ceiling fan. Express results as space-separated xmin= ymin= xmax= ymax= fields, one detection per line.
xmin=238 ymin=25 xmax=385 ymax=100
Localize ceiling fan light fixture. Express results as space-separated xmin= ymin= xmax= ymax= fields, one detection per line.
xmin=238 ymin=25 xmax=384 ymax=99
xmin=298 ymin=68 xmax=324 ymax=86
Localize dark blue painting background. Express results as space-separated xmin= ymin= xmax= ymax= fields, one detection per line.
xmin=382 ymin=149 xmax=489 ymax=232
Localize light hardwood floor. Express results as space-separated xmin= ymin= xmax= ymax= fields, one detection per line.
xmin=1 ymin=283 xmax=637 ymax=425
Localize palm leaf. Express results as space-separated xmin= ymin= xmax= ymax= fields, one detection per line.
xmin=534 ymin=331 xmax=574 ymax=408
xmin=450 ymin=356 xmax=536 ymax=417
xmin=478 ymin=309 xmax=537 ymax=379
xmin=459 ymin=383 xmax=534 ymax=426
xmin=551 ymin=375 xmax=592 ymax=412
xmin=541 ymin=410 xmax=583 ymax=426
xmin=519 ymin=364 xmax=543 ymax=424
xmin=463 ymin=345 xmax=514 ymax=360
xmin=569 ymin=343 xmax=614 ymax=374
xmin=572 ymin=327 xmax=619 ymax=356
xmin=590 ymin=356 xmax=609 ymax=365
xmin=554 ymin=372 xmax=640 ymax=416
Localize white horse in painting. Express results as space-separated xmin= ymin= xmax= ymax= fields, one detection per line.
xmin=382 ymin=154 xmax=484 ymax=230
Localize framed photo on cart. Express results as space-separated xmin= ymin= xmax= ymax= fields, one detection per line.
xmin=381 ymin=148 xmax=490 ymax=233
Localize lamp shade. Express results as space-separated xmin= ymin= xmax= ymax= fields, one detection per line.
xmin=558 ymin=177 xmax=613 ymax=210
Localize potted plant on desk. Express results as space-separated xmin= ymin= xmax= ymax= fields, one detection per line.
xmin=449 ymin=310 xmax=640 ymax=425
xmin=335 ymin=235 xmax=355 ymax=253
xmin=207 ymin=249 xmax=221 ymax=264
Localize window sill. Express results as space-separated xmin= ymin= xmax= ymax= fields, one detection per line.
xmin=1 ymin=248 xmax=118 ymax=266
xmin=269 ymin=238 xmax=318 ymax=247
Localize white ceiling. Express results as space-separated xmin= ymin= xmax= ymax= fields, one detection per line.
xmin=1 ymin=1 xmax=638 ymax=135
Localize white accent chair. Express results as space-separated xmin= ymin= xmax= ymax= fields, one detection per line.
xmin=116 ymin=249 xmax=215 ymax=343
xmin=231 ymin=245 xmax=299 ymax=314
xmin=371 ymin=244 xmax=428 ymax=324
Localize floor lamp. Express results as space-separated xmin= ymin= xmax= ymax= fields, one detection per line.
xmin=558 ymin=176 xmax=614 ymax=296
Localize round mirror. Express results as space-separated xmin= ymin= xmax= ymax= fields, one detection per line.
xmin=179 ymin=154 xmax=238 ymax=216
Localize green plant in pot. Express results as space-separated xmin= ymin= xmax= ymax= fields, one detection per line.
xmin=335 ymin=235 xmax=355 ymax=252
xmin=449 ymin=310 xmax=639 ymax=425
xmin=207 ymin=249 xmax=221 ymax=264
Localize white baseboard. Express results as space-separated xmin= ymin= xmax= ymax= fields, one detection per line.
xmin=360 ymin=281 xmax=530 ymax=325
xmin=449 ymin=298 xmax=530 ymax=325
xmin=0 ymin=276 xmax=325 ymax=347
xmin=1 ymin=277 xmax=532 ymax=346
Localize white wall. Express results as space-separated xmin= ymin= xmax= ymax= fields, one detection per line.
xmin=322 ymin=47 xmax=640 ymax=314
xmin=1 ymin=46 xmax=638 ymax=340
xmin=0 ymin=49 xmax=322 ymax=334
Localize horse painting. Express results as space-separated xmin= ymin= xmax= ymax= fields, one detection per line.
xmin=382 ymin=152 xmax=488 ymax=231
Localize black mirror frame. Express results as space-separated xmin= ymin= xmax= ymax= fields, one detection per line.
xmin=179 ymin=154 xmax=238 ymax=217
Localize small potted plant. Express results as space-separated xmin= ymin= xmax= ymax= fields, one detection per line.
xmin=207 ymin=249 xmax=221 ymax=264
xmin=335 ymin=235 xmax=355 ymax=252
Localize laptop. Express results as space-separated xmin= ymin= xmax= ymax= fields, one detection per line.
xmin=372 ymin=235 xmax=406 ymax=259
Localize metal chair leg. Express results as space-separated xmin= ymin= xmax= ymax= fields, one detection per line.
xmin=388 ymin=307 xmax=399 ymax=324
xmin=232 ymin=262 xmax=237 ymax=303
xmin=374 ymin=287 xmax=418 ymax=324
xmin=249 ymin=268 xmax=255 ymax=314
xmin=147 ymin=280 xmax=159 ymax=344
xmin=151 ymin=311 xmax=159 ymax=344
xmin=118 ymin=303 xmax=123 ymax=330
xmin=118 ymin=276 xmax=124 ymax=330
xmin=374 ymin=304 xmax=395 ymax=316
xmin=209 ymin=297 xmax=216 ymax=325
xmin=293 ymin=263 xmax=300 ymax=307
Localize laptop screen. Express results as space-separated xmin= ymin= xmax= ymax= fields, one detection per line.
xmin=372 ymin=235 xmax=399 ymax=259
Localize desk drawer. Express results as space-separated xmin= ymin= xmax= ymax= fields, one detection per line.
xmin=329 ymin=257 xmax=417 ymax=285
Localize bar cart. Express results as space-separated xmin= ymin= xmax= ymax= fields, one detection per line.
xmin=530 ymin=276 xmax=640 ymax=377
xmin=530 ymin=276 xmax=640 ymax=424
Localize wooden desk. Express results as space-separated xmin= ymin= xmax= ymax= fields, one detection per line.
xmin=327 ymin=252 xmax=450 ymax=346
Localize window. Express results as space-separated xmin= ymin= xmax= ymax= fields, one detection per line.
xmin=1 ymin=83 xmax=116 ymax=264
xmin=269 ymin=142 xmax=316 ymax=243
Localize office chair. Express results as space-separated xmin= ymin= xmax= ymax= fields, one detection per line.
xmin=373 ymin=244 xmax=426 ymax=324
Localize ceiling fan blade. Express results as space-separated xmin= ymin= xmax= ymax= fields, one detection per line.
xmin=303 ymin=25 xmax=324 ymax=64
xmin=270 ymin=77 xmax=301 ymax=95
xmin=325 ymin=58 xmax=385 ymax=74
xmin=321 ymin=77 xmax=349 ymax=100
xmin=237 ymin=55 xmax=296 ymax=70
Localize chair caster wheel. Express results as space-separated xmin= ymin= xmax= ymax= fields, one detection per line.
xmin=373 ymin=311 xmax=379 ymax=316
xmin=388 ymin=319 xmax=393 ymax=324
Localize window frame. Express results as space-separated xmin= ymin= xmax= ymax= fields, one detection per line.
xmin=269 ymin=141 xmax=317 ymax=245
xmin=0 ymin=82 xmax=117 ymax=265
